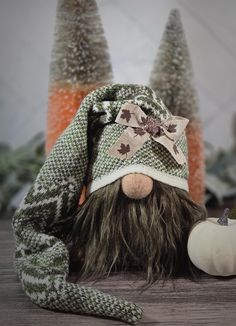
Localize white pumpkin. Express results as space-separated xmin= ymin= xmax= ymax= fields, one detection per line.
xmin=187 ymin=217 xmax=236 ymax=276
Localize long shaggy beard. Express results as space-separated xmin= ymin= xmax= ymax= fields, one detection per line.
xmin=65 ymin=179 xmax=207 ymax=286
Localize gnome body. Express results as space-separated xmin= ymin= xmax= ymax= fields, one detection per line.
xmin=12 ymin=84 xmax=236 ymax=325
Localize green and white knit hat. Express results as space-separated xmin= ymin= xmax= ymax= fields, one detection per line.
xmin=12 ymin=84 xmax=189 ymax=325
xmin=86 ymin=84 xmax=189 ymax=193
xmin=39 ymin=83 xmax=189 ymax=192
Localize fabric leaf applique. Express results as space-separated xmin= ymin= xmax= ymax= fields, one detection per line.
xmin=168 ymin=124 xmax=177 ymax=133
xmin=140 ymin=116 xmax=148 ymax=125
xmin=117 ymin=143 xmax=130 ymax=157
xmin=134 ymin=128 xmax=146 ymax=137
xmin=120 ymin=109 xmax=132 ymax=122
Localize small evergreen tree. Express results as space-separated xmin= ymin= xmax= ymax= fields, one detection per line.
xmin=149 ymin=9 xmax=205 ymax=203
xmin=149 ymin=9 xmax=198 ymax=119
xmin=46 ymin=0 xmax=113 ymax=154
xmin=50 ymin=0 xmax=113 ymax=85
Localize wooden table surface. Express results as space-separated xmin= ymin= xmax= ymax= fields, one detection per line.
xmin=1 ymin=217 xmax=236 ymax=326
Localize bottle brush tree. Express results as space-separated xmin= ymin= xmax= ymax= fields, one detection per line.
xmin=46 ymin=0 xmax=113 ymax=154
xmin=149 ymin=9 xmax=205 ymax=204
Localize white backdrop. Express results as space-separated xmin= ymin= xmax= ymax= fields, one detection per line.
xmin=0 ymin=0 xmax=236 ymax=150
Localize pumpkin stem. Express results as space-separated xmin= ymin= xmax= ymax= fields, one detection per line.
xmin=217 ymin=208 xmax=229 ymax=226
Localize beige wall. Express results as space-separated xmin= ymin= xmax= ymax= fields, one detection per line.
xmin=1 ymin=0 xmax=236 ymax=150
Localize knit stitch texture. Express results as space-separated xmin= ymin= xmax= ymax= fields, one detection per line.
xmin=12 ymin=84 xmax=188 ymax=324
xmin=86 ymin=85 xmax=188 ymax=193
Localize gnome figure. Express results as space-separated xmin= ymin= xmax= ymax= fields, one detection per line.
xmin=65 ymin=85 xmax=206 ymax=284
xmin=12 ymin=84 xmax=236 ymax=325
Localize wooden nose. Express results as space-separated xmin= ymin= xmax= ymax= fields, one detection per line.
xmin=121 ymin=173 xmax=153 ymax=199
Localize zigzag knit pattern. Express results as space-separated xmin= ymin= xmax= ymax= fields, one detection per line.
xmin=12 ymin=84 xmax=188 ymax=324
xmin=12 ymin=181 xmax=142 ymax=324
xmin=11 ymin=84 xmax=151 ymax=324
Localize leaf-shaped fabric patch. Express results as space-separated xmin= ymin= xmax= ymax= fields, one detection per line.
xmin=120 ymin=109 xmax=131 ymax=122
xmin=140 ymin=116 xmax=148 ymax=125
xmin=117 ymin=143 xmax=130 ymax=156
xmin=167 ymin=124 xmax=177 ymax=133
xmin=134 ymin=128 xmax=146 ymax=137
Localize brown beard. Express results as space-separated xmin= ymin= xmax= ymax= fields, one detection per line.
xmin=65 ymin=179 xmax=207 ymax=286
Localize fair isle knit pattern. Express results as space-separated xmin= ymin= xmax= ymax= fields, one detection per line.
xmin=12 ymin=84 xmax=188 ymax=324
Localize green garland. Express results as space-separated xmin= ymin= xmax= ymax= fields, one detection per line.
xmin=229 ymin=208 xmax=236 ymax=219
xmin=0 ymin=133 xmax=45 ymax=219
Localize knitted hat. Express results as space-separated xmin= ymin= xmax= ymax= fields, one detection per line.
xmin=86 ymin=87 xmax=189 ymax=194
xmin=12 ymin=84 xmax=189 ymax=325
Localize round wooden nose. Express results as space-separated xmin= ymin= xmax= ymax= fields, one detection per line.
xmin=121 ymin=173 xmax=153 ymax=199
